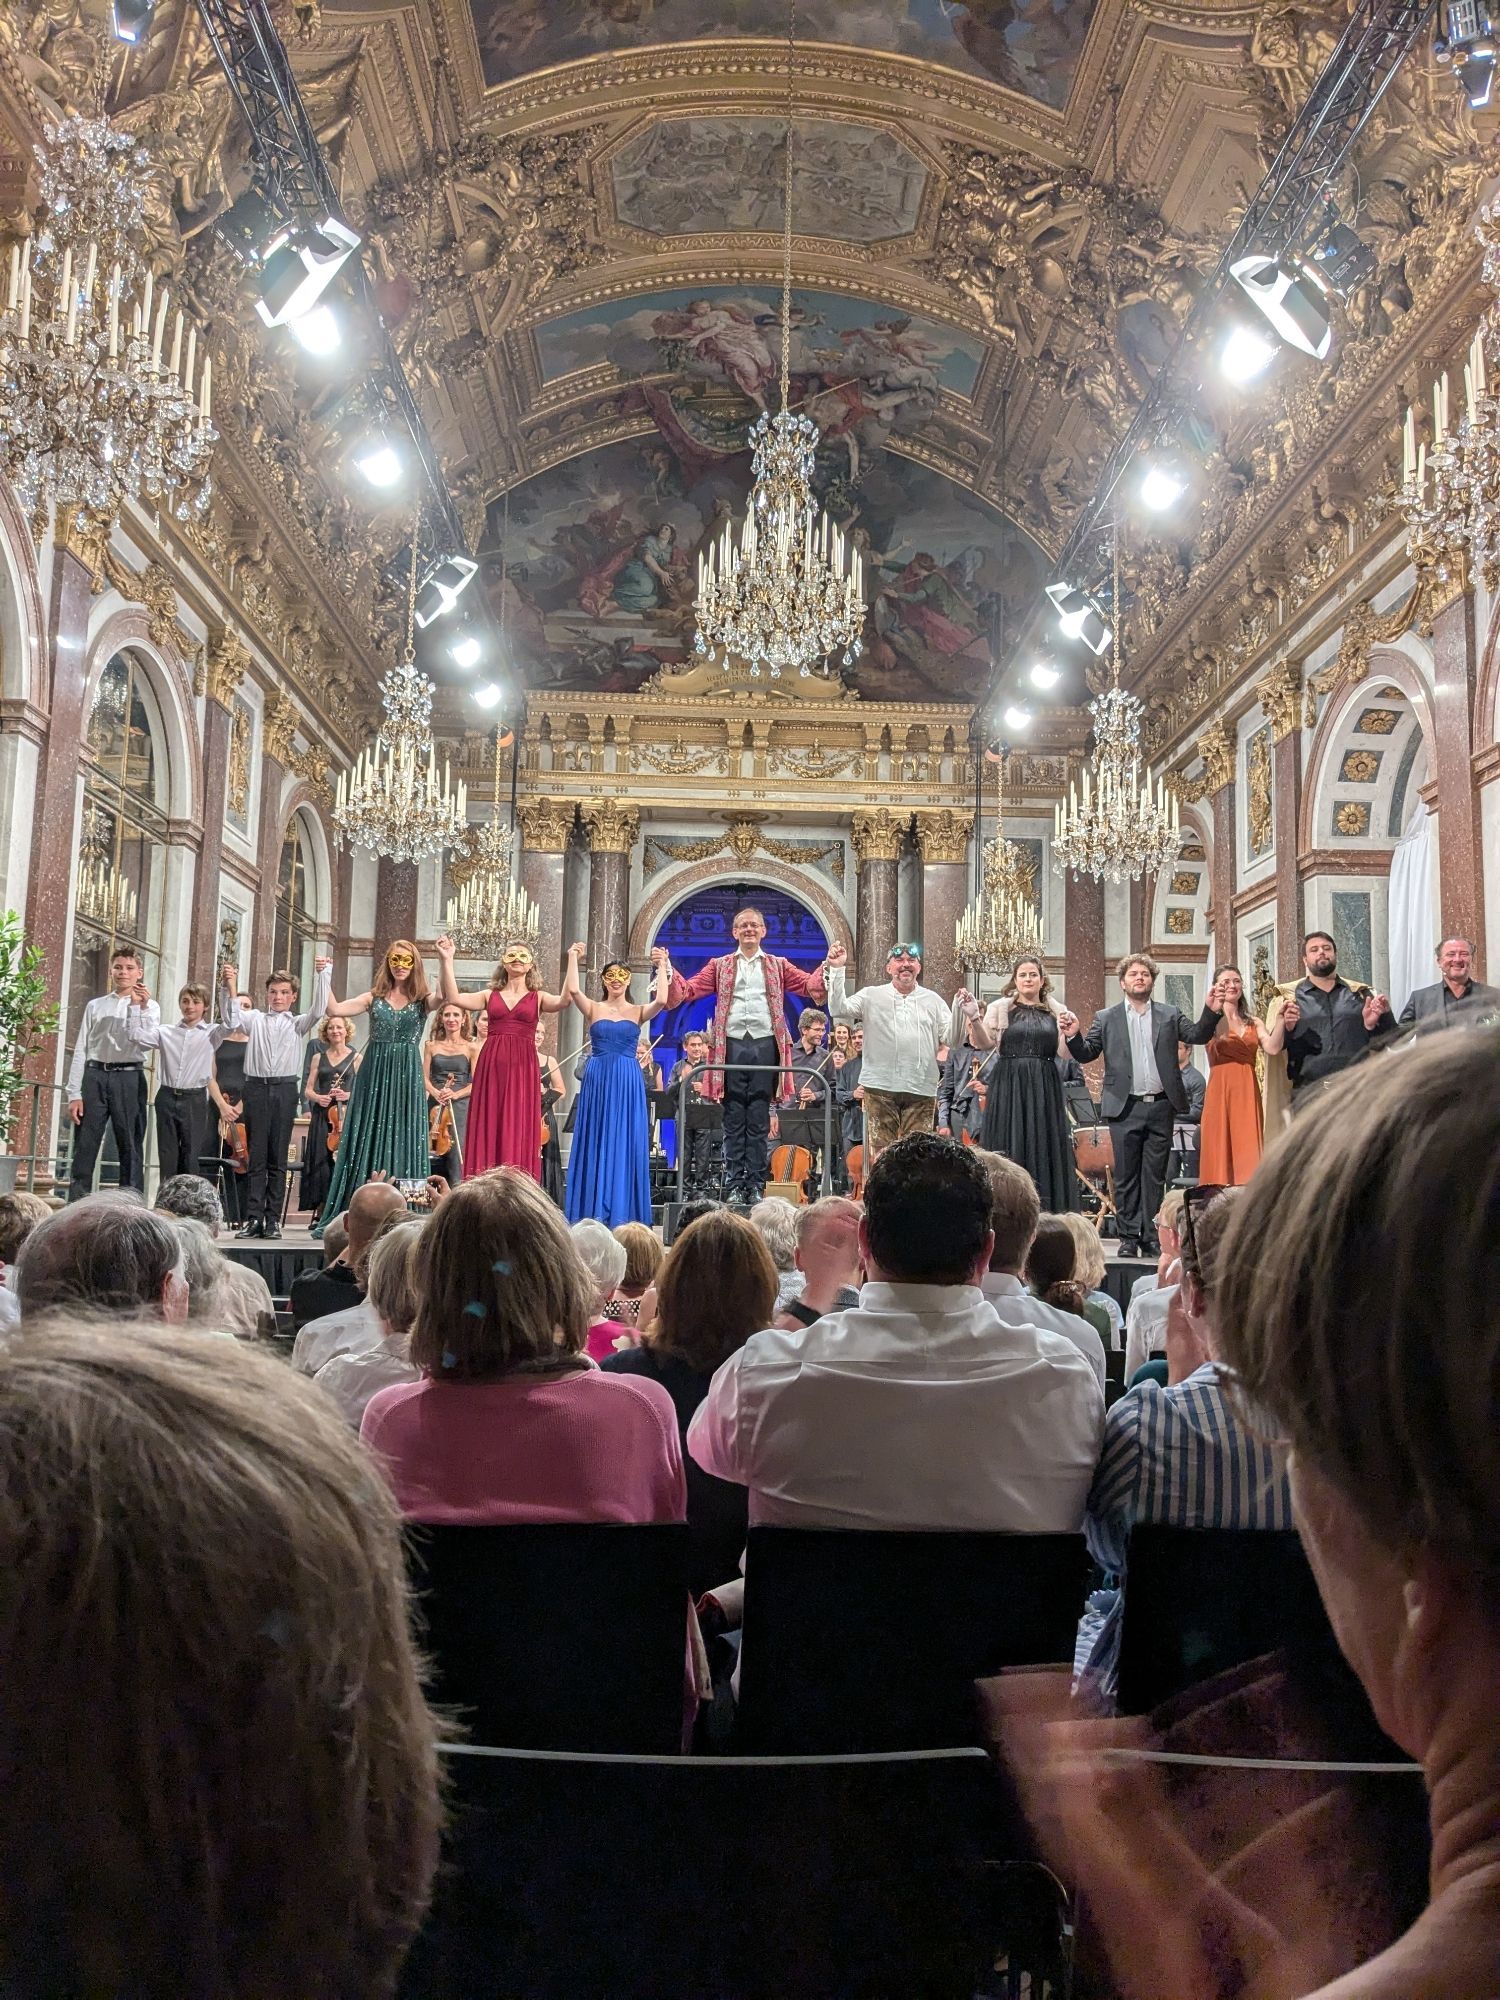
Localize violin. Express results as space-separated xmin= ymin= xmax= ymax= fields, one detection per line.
xmin=327 ymin=1098 xmax=343 ymax=1156
xmin=845 ymin=1142 xmax=864 ymax=1200
xmin=430 ymin=1100 xmax=456 ymax=1158
xmin=227 ymin=1117 xmax=249 ymax=1175
xmin=768 ymin=1143 xmax=813 ymax=1203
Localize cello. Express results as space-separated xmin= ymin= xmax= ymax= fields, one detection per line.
xmin=767 ymin=1143 xmax=814 ymax=1204
xmin=843 ymin=1142 xmax=865 ymax=1199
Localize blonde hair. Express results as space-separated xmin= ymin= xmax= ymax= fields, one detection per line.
xmin=0 ymin=1321 xmax=440 ymax=1996
xmin=365 ymin=1217 xmax=426 ymax=1344
xmin=970 ymin=1150 xmax=1040 ymax=1269
xmin=318 ymin=1012 xmax=352 ymax=1045
xmin=613 ymin=1221 xmax=663 ymax=1295
xmin=1061 ymin=1210 xmax=1106 ymax=1291
xmin=1156 ymin=1187 xmax=1188 ymax=1237
xmin=649 ymin=1211 xmax=778 ymax=1374
xmin=409 ymin=1171 xmax=592 ymax=1380
xmin=1216 ymin=1031 xmax=1500 ymax=1577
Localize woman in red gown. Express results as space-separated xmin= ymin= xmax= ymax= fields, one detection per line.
xmin=1198 ymin=966 xmax=1286 ymax=1185
xmin=435 ymin=938 xmax=573 ymax=1181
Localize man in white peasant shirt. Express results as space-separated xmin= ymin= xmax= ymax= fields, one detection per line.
xmin=824 ymin=941 xmax=980 ymax=1163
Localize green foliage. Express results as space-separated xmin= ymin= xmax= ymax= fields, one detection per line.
xmin=0 ymin=912 xmax=58 ymax=1119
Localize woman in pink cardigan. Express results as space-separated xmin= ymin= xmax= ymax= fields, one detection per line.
xmin=361 ymin=1170 xmax=685 ymax=1526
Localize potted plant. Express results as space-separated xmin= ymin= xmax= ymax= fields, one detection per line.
xmin=0 ymin=911 xmax=58 ymax=1194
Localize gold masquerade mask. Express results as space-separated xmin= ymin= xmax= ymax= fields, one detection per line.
xmin=502 ymin=947 xmax=534 ymax=968
xmin=388 ymin=950 xmax=415 ymax=971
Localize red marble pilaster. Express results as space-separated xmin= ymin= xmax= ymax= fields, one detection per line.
xmin=189 ymin=697 xmax=233 ymax=983
xmin=519 ymin=797 xmax=574 ymax=1058
xmin=1273 ymin=730 xmax=1304 ymax=978
xmin=1210 ymin=784 xmax=1237 ymax=971
xmin=1065 ymin=868 xmax=1106 ymax=1021
xmin=1430 ymin=587 xmax=1485 ymax=966
xmin=375 ymin=856 xmax=420 ymax=951
xmin=27 ymin=541 xmax=93 ymax=1086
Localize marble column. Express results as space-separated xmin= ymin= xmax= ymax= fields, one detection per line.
xmin=375 ymin=857 xmax=419 ymax=951
xmin=1429 ymin=584 xmax=1486 ymax=965
xmin=1065 ymin=868 xmax=1106 ymax=1022
xmin=852 ymin=810 xmax=903 ymax=987
xmin=332 ymin=844 xmax=356 ymax=999
xmin=1260 ymin=660 xmax=1305 ymax=978
xmin=251 ymin=693 xmax=295 ymax=980
xmin=189 ymin=631 xmax=248 ymax=984
xmin=1195 ymin=720 xmax=1237 ymax=972
xmin=581 ymin=800 xmax=639 ymax=971
xmin=913 ymin=809 xmax=972 ymax=1000
xmin=519 ymin=797 xmax=575 ymax=1055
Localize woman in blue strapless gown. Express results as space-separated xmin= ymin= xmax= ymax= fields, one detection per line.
xmin=562 ymin=944 xmax=671 ymax=1227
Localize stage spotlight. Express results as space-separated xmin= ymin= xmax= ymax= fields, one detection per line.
xmin=1438 ymin=0 xmax=1497 ymax=105
xmin=450 ymin=635 xmax=483 ymax=670
xmin=1229 ymin=252 xmax=1333 ymax=361
xmin=289 ymin=302 xmax=342 ymax=355
xmin=1220 ymin=322 xmax=1278 ymax=384
xmin=1029 ymin=661 xmax=1061 ymax=690
xmin=254 ymin=217 xmax=361 ymax=331
xmin=111 ymin=0 xmax=154 ymax=40
xmin=415 ymin=555 xmax=479 ymax=628
xmin=1002 ymin=704 xmax=1032 ymax=731
xmin=473 ymin=681 xmax=504 ymax=709
xmin=352 ymin=430 xmax=404 ymax=489
xmin=1310 ymin=220 xmax=1376 ymax=296
xmin=1045 ymin=581 xmax=1113 ymax=656
xmin=1139 ymin=460 xmax=1188 ymax=512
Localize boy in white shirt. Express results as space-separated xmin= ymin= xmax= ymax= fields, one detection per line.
xmin=128 ymin=979 xmax=228 ymax=1185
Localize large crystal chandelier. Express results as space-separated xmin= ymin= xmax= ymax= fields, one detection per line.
xmin=1397 ymin=325 xmax=1498 ymax=587
xmin=692 ymin=1 xmax=863 ymax=679
xmin=0 ymin=116 xmax=215 ymax=527
xmin=333 ymin=525 xmax=469 ymax=863
xmin=956 ymin=749 xmax=1044 ymax=976
xmin=443 ymin=728 xmax=539 ymax=955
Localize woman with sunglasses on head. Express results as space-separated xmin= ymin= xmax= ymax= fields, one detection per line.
xmin=313 ymin=941 xmax=440 ymax=1233
xmin=561 ymin=944 xmax=672 ymax=1227
xmin=973 ymin=955 xmax=1080 ymax=1212
xmin=436 ymin=937 xmax=571 ymax=1181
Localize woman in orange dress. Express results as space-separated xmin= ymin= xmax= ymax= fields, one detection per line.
xmin=1198 ymin=967 xmax=1285 ymax=1185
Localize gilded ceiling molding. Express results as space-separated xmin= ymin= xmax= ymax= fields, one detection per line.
xmin=205 ymin=630 xmax=250 ymax=710
xmin=1304 ymin=581 xmax=1434 ymax=722
xmin=263 ymin=692 xmax=299 ymax=767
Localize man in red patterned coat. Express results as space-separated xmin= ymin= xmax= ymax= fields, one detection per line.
xmin=663 ymin=908 xmax=834 ymax=1204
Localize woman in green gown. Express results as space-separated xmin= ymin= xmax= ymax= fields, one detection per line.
xmin=313 ymin=940 xmax=436 ymax=1233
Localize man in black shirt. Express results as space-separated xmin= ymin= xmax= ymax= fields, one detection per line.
xmin=666 ymin=1030 xmax=720 ymax=1193
xmin=288 ymin=1180 xmax=406 ymax=1328
xmin=778 ymin=1009 xmax=834 ymax=1184
xmin=1282 ymin=930 xmax=1394 ymax=1107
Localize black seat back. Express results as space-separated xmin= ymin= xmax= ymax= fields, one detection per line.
xmin=400 ymin=1742 xmax=1013 ymax=2000
xmin=736 ymin=1526 xmax=1090 ymax=1753
xmin=405 ymin=1522 xmax=690 ymax=1754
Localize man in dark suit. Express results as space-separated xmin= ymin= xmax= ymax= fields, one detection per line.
xmin=1061 ymin=954 xmax=1221 ymax=1257
xmin=1397 ymin=937 xmax=1500 ymax=1036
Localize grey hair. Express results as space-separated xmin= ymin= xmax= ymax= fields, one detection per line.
xmin=16 ymin=1196 xmax=182 ymax=1320
xmin=155 ymin=1175 xmax=224 ymax=1235
xmin=365 ymin=1217 xmax=426 ymax=1344
xmin=569 ymin=1219 xmax=627 ymax=1305
xmin=749 ymin=1197 xmax=800 ymax=1273
xmin=169 ymin=1217 xmax=226 ymax=1323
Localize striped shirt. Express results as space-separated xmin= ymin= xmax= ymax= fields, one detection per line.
xmin=1077 ymin=1360 xmax=1292 ymax=1701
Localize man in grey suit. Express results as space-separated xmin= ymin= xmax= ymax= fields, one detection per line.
xmin=1397 ymin=937 xmax=1500 ymax=1036
xmin=1061 ymin=954 xmax=1222 ymax=1257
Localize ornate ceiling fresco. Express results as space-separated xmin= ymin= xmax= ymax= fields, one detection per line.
xmin=0 ymin=0 xmax=1492 ymax=739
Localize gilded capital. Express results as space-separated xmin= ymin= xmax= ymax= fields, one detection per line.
xmin=1195 ymin=719 xmax=1236 ymax=796
xmin=851 ymin=808 xmax=905 ymax=863
xmin=205 ymin=630 xmax=250 ymax=710
xmin=581 ymin=800 xmax=640 ymax=854
xmin=914 ymin=808 xmax=973 ymax=864
xmin=517 ymin=796 xmax=576 ymax=853
xmin=1258 ymin=658 xmax=1303 ymax=743
xmin=56 ymin=505 xmax=109 ymax=588
xmin=263 ymin=691 xmax=297 ymax=765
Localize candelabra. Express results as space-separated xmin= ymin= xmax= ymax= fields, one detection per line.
xmin=443 ymin=731 xmax=540 ymax=956
xmin=76 ymin=804 xmax=138 ymax=938
xmin=0 ymin=116 xmax=215 ymax=528
xmin=1397 ymin=327 xmax=1500 ymax=588
xmin=1053 ymin=685 xmax=1181 ymax=884
xmin=955 ymin=751 xmax=1044 ymax=977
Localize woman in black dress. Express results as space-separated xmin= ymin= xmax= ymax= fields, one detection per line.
xmin=424 ymin=1002 xmax=477 ymax=1187
xmin=536 ymin=1025 xmax=568 ymax=1208
xmin=301 ymin=1014 xmax=360 ymax=1222
xmin=975 ymin=956 xmax=1080 ymax=1212
xmin=208 ymin=1005 xmax=251 ymax=1223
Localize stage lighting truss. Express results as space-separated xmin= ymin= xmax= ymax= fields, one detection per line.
xmin=1437 ymin=0 xmax=1497 ymax=105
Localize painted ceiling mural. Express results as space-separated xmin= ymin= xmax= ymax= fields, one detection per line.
xmin=469 ymin=0 xmax=1098 ymax=110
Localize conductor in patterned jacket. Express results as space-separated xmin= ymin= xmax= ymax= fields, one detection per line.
xmin=662 ymin=907 xmax=828 ymax=1205
xmin=1061 ymin=953 xmax=1221 ymax=1258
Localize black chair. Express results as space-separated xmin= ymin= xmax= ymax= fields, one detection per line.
xmin=735 ymin=1527 xmax=1091 ymax=1754
xmin=399 ymin=1741 xmax=1052 ymax=2000
xmin=405 ymin=1522 xmax=690 ymax=1754
xmin=1116 ymin=1524 xmax=1397 ymax=1756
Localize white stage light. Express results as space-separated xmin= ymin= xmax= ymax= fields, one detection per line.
xmin=1046 ymin=581 xmax=1113 ymax=656
xmin=112 ymin=0 xmax=154 ymax=41
xmin=1139 ymin=462 xmax=1188 ymax=512
xmin=1002 ymin=704 xmax=1032 ymax=731
xmin=473 ymin=681 xmax=503 ymax=709
xmin=255 ymin=218 xmax=361 ymax=331
xmin=1230 ymin=253 xmax=1333 ymax=361
xmin=1220 ymin=323 xmax=1278 ymax=383
xmin=415 ymin=555 xmax=479 ymax=628
xmin=289 ymin=303 xmax=342 ymax=355
xmin=353 ymin=431 xmax=404 ymax=489
xmin=1029 ymin=662 xmax=1061 ymax=690
xmin=450 ymin=635 xmax=482 ymax=670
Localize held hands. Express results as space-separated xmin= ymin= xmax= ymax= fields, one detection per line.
xmin=1281 ymin=999 xmax=1301 ymax=1029
xmin=568 ymin=941 xmax=587 ymax=960
xmin=650 ymin=945 xmax=669 ymax=968
xmin=314 ymin=954 xmax=332 ymax=974
xmin=1362 ymin=991 xmax=1390 ymax=1030
xmin=219 ymin=961 xmax=236 ymax=989
xmin=1057 ymin=1007 xmax=1080 ymax=1038
xmin=435 ymin=935 xmax=455 ymax=963
xmin=825 ymin=942 xmax=848 ymax=969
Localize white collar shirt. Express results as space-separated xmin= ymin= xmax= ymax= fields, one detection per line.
xmin=291 ymin=1296 xmax=382 ymax=1377
xmin=825 ymin=968 xmax=951 ymax=1097
xmin=1125 ymin=1000 xmax=1163 ymax=1095
xmin=687 ymin=1280 xmax=1104 ymax=1532
xmin=126 ymin=1007 xmax=227 ymax=1089
xmin=1124 ymin=1282 xmax=1178 ymax=1382
xmin=66 ymin=993 xmax=161 ymax=1098
xmin=314 ymin=1338 xmax=420 ymax=1430
xmin=980 ymin=1271 xmax=1106 ymax=1390
xmin=0 ymin=1284 xmax=17 ymax=1335
xmin=221 ymin=966 xmax=331 ymax=1080
xmin=725 ymin=950 xmax=774 ymax=1040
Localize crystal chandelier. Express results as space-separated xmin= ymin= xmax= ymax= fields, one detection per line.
xmin=77 ymin=803 xmax=138 ymax=938
xmin=955 ymin=750 xmax=1044 ymax=977
xmin=0 ymin=116 xmax=215 ymax=528
xmin=692 ymin=2 xmax=863 ymax=679
xmin=443 ymin=728 xmax=540 ymax=955
xmin=333 ymin=525 xmax=469 ymax=863
xmin=1397 ymin=326 xmax=1498 ymax=587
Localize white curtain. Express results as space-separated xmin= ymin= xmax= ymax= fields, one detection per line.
xmin=1386 ymin=798 xmax=1435 ymax=1015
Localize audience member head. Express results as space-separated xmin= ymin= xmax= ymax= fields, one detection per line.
xmin=169 ymin=1217 xmax=228 ymax=1328
xmin=0 ymin=1192 xmax=51 ymax=1278
xmin=364 ymin=1218 xmax=426 ymax=1349
xmin=1116 ymin=951 xmax=1159 ymax=999
xmin=794 ymin=1195 xmax=863 ymax=1293
xmin=674 ymin=1196 xmax=721 ymax=1232
xmin=861 ymin=1134 xmax=992 ymax=1287
xmin=1061 ymin=1211 xmax=1106 ymax=1293
xmin=570 ymin=1218 xmax=628 ymax=1316
xmin=0 ymin=1320 xmax=440 ymax=1996
xmin=342 ymin=1181 xmax=408 ymax=1278
xmin=1216 ymin=1035 xmax=1500 ymax=1770
xmin=322 ymin=1213 xmax=349 ymax=1264
xmin=155 ymin=1174 xmax=224 ymax=1237
xmin=411 ymin=1170 xmax=591 ymax=1381
xmin=613 ymin=1221 xmax=662 ymax=1299
xmin=16 ymin=1195 xmax=187 ymax=1323
xmin=1025 ymin=1215 xmax=1087 ymax=1315
xmin=748 ymin=1196 xmax=800 ymax=1275
xmin=648 ymin=1210 xmax=778 ymax=1373
xmin=1154 ymin=1186 xmax=1187 ymax=1258
xmin=972 ymin=1151 xmax=1040 ymax=1274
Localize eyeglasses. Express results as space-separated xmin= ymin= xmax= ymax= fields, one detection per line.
xmin=1180 ymin=1181 xmax=1228 ymax=1277
xmin=887 ymin=944 xmax=923 ymax=960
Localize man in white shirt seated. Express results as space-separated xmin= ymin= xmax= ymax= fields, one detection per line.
xmin=1123 ymin=1189 xmax=1187 ymax=1380
xmin=688 ymin=1133 xmax=1103 ymax=1532
xmin=291 ymin=1183 xmax=409 ymax=1375
xmin=971 ymin=1149 xmax=1106 ymax=1390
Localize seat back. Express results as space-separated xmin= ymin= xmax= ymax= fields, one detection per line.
xmin=1117 ymin=1524 xmax=1393 ymax=1753
xmin=736 ymin=1526 xmax=1090 ymax=1753
xmin=405 ymin=1522 xmax=690 ymax=1754
xmin=400 ymin=1742 xmax=1018 ymax=2000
